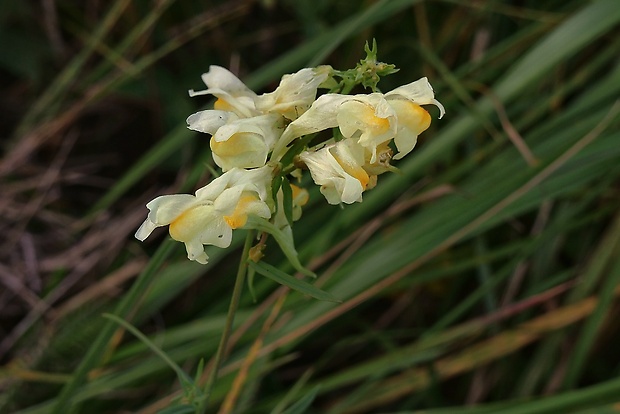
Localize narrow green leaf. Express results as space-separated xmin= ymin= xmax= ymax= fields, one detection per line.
xmin=495 ymin=375 xmax=620 ymax=414
xmin=50 ymin=240 xmax=176 ymax=414
xmin=156 ymin=405 xmax=196 ymax=414
xmin=281 ymin=386 xmax=320 ymax=414
xmin=102 ymin=314 xmax=193 ymax=386
xmin=249 ymin=261 xmax=340 ymax=303
xmin=194 ymin=358 xmax=205 ymax=386
xmin=497 ymin=0 xmax=620 ymax=101
xmin=272 ymin=174 xmax=283 ymax=209
xmin=15 ymin=0 xmax=131 ymax=134
xmin=244 ymin=216 xmax=315 ymax=278
xmin=278 ymin=134 xmax=316 ymax=167
xmin=272 ymin=369 xmax=315 ymax=414
xmin=281 ymin=177 xmax=294 ymax=226
xmin=563 ymin=225 xmax=620 ymax=388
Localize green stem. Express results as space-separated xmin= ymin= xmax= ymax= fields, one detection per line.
xmin=197 ymin=230 xmax=255 ymax=413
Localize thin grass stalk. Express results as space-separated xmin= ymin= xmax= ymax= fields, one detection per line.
xmin=218 ymin=294 xmax=287 ymax=414
xmin=562 ymin=216 xmax=620 ymax=389
xmin=343 ymin=285 xmax=620 ymax=412
xmin=15 ymin=0 xmax=131 ymax=135
xmin=198 ymin=230 xmax=255 ymax=413
xmin=79 ymin=0 xmax=177 ymax=86
xmin=50 ymin=240 xmax=176 ymax=414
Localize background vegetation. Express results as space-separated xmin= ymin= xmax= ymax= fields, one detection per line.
xmin=1 ymin=0 xmax=620 ymax=413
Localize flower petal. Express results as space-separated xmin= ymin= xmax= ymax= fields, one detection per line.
xmin=202 ymin=65 xmax=255 ymax=98
xmin=300 ymin=140 xmax=367 ymax=205
xmin=184 ymin=239 xmax=209 ymax=264
xmin=212 ymin=132 xmax=269 ymax=171
xmin=199 ymin=216 xmax=232 ymax=248
xmin=223 ymin=193 xmax=271 ymax=229
xmin=255 ymin=67 xmax=330 ymax=120
xmin=210 ymin=114 xmax=282 ymax=171
xmin=168 ymin=205 xmax=215 ymax=242
xmin=330 ymin=139 xmax=369 ymax=191
xmin=188 ymin=66 xmax=258 ymax=118
xmin=337 ymin=94 xmax=396 ymax=163
xmin=389 ymin=100 xmax=432 ymax=160
xmin=186 ymin=110 xmax=233 ymax=134
xmin=272 ymin=93 xmax=351 ymax=160
xmin=135 ymin=218 xmax=158 ymax=241
xmin=386 ymin=77 xmax=445 ymax=119
xmin=146 ymin=194 xmax=199 ymax=225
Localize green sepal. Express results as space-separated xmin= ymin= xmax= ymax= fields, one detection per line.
xmin=329 ymin=39 xmax=399 ymax=94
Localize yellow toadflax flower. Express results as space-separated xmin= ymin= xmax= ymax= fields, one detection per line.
xmin=299 ymin=139 xmax=370 ymax=205
xmin=254 ymin=66 xmax=331 ymax=120
xmin=208 ymin=114 xmax=284 ymax=171
xmin=187 ymin=67 xmax=329 ymax=171
xmin=188 ymin=65 xmax=259 ymax=118
xmin=336 ymin=93 xmax=397 ymax=163
xmin=383 ymin=77 xmax=445 ymax=159
xmin=272 ymin=77 xmax=444 ymax=161
xmin=135 ymin=166 xmax=273 ymax=264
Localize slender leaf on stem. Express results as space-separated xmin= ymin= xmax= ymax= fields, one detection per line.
xmin=281 ymin=177 xmax=294 ymax=226
xmin=249 ymin=261 xmax=340 ymax=303
xmin=244 ymin=216 xmax=315 ymax=278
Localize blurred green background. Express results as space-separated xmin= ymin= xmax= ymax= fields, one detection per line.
xmin=1 ymin=0 xmax=620 ymax=413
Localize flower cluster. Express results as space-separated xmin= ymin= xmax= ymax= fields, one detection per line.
xmin=136 ymin=45 xmax=444 ymax=265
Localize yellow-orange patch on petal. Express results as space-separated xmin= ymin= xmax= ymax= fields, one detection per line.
xmin=169 ymin=206 xmax=205 ymax=241
xmin=352 ymin=168 xmax=370 ymax=190
xmin=397 ymin=101 xmax=431 ymax=134
xmin=291 ymin=184 xmax=309 ymax=207
xmin=211 ymin=133 xmax=249 ymax=156
xmin=223 ymin=194 xmax=258 ymax=229
xmin=214 ymin=98 xmax=235 ymax=112
xmin=335 ymin=155 xmax=370 ymax=190
xmin=359 ymin=104 xmax=391 ymax=135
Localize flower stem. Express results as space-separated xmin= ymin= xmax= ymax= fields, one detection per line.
xmin=197 ymin=230 xmax=255 ymax=413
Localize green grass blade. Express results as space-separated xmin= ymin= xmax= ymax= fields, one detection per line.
xmin=50 ymin=240 xmax=177 ymax=414
xmin=249 ymin=261 xmax=339 ymax=303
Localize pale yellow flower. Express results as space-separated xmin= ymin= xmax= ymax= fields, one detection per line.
xmin=255 ymin=66 xmax=330 ymax=120
xmin=209 ymin=114 xmax=283 ymax=171
xmin=299 ymin=139 xmax=370 ymax=205
xmin=136 ymin=166 xmax=273 ymax=264
xmin=336 ymin=93 xmax=397 ymax=163
xmin=189 ymin=65 xmax=259 ymax=118
xmin=273 ymin=77 xmax=444 ymax=161
xmin=384 ymin=77 xmax=444 ymax=159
